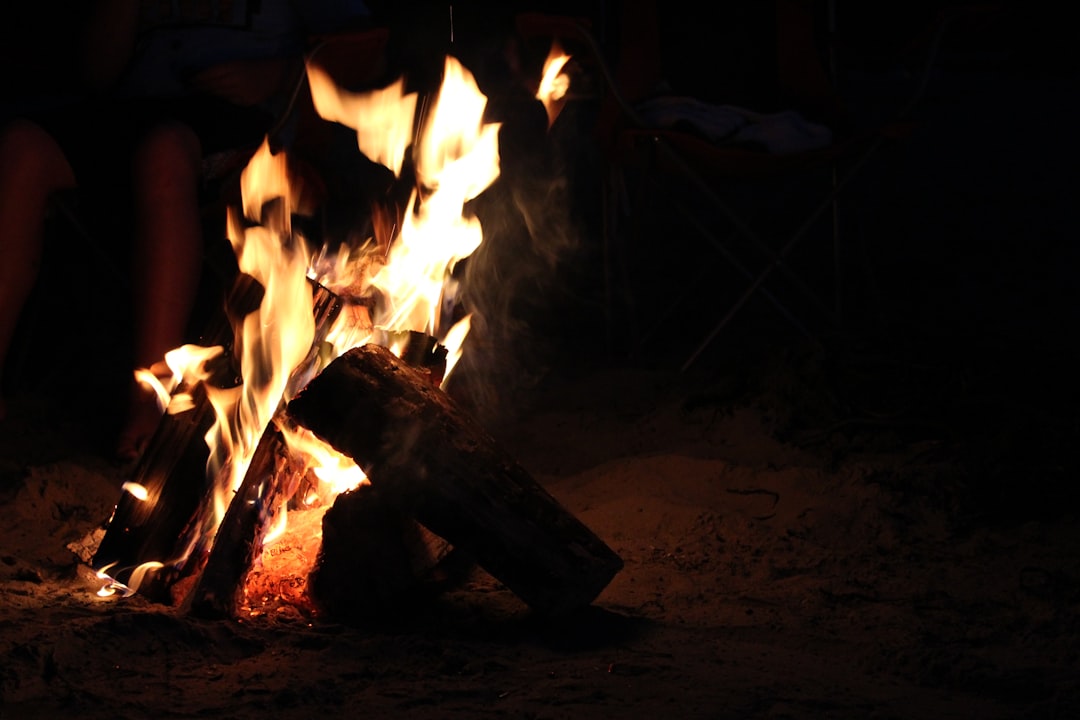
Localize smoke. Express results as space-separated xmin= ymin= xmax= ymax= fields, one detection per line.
xmin=445 ymin=88 xmax=604 ymax=426
xmin=295 ymin=24 xmax=608 ymax=427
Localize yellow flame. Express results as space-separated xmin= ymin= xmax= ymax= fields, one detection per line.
xmin=95 ymin=560 xmax=163 ymax=598
xmin=121 ymin=482 xmax=149 ymax=501
xmin=261 ymin=499 xmax=291 ymax=545
xmin=441 ymin=315 xmax=472 ymax=383
xmin=537 ymin=44 xmax=572 ymax=126
xmin=305 ymin=54 xmax=499 ymax=358
xmin=126 ymin=562 xmax=164 ymax=593
xmin=133 ymin=344 xmax=224 ymax=414
xmin=377 ymin=58 xmax=498 ymax=343
xmin=240 ymin=137 xmax=294 ymax=231
xmin=165 ymin=344 xmax=224 ymax=381
xmin=211 ymin=141 xmax=317 ymax=515
xmin=282 ymin=425 xmax=367 ymax=501
xmin=95 ymin=562 xmax=120 ymax=597
xmin=134 ymin=367 xmax=172 ymax=412
xmin=306 ymin=61 xmax=417 ymax=178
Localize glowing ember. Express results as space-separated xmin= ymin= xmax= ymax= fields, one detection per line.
xmin=241 ymin=506 xmax=327 ymax=617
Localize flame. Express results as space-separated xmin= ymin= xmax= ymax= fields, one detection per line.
xmin=306 ymin=61 xmax=417 ymax=177
xmin=261 ymin=499 xmax=291 ymax=545
xmin=121 ymin=482 xmax=149 ymax=501
xmin=537 ymin=43 xmax=572 ymax=127
xmin=96 ymin=561 xmax=163 ymax=597
xmin=95 ymin=563 xmax=121 ymax=597
xmin=103 ymin=54 xmax=501 ymax=611
xmin=282 ymin=424 xmax=368 ymax=500
xmin=204 ymin=138 xmax=317 ymax=522
xmin=442 ymin=315 xmax=472 ymax=378
xmin=308 ymin=54 xmax=500 ymax=352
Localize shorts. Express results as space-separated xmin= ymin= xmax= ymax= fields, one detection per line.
xmin=28 ymin=93 xmax=275 ymax=248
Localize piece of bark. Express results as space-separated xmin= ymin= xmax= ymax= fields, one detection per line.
xmin=286 ymin=343 xmax=623 ymax=617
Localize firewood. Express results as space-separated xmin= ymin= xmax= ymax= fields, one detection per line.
xmin=92 ymin=275 xmax=341 ymax=606
xmin=190 ymin=332 xmax=449 ymax=620
xmin=185 ymin=415 xmax=307 ymax=618
xmin=286 ymin=343 xmax=623 ymax=617
xmin=186 ymin=282 xmax=342 ymax=618
xmin=309 ymin=481 xmax=455 ymax=621
xmin=90 ymin=274 xmax=261 ymax=599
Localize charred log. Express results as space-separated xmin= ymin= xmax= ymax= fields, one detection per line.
xmin=185 ymin=417 xmax=307 ymax=618
xmin=186 ymin=282 xmax=343 ymax=618
xmin=89 ymin=275 xmax=262 ymax=599
xmin=309 ymin=481 xmax=455 ymax=622
xmin=286 ymin=343 xmax=623 ymax=617
xmin=92 ymin=275 xmax=341 ymax=605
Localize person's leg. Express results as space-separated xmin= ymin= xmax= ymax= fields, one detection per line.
xmin=0 ymin=118 xmax=77 ymax=420
xmin=115 ymin=120 xmax=205 ymax=460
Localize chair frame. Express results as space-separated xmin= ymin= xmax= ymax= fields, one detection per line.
xmin=518 ymin=2 xmax=971 ymax=370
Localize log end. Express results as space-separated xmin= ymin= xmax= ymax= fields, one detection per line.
xmin=309 ymin=482 xmax=458 ymax=623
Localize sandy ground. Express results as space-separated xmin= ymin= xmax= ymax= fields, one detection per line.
xmin=2 ymin=320 xmax=1079 ymax=719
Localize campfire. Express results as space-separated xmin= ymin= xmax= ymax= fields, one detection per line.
xmin=88 ymin=49 xmax=619 ymax=622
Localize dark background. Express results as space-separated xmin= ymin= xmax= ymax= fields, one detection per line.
xmin=2 ymin=0 xmax=1078 ymax=518
xmin=1 ymin=5 xmax=1079 ymax=718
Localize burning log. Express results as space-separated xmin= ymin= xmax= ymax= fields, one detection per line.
xmin=186 ymin=328 xmax=446 ymax=620
xmin=91 ymin=382 xmax=218 ymax=600
xmin=309 ymin=482 xmax=456 ymax=621
xmin=186 ymin=282 xmax=343 ymax=618
xmin=90 ymin=275 xmax=263 ymax=598
xmin=183 ymin=416 xmax=307 ymax=617
xmin=286 ymin=343 xmax=624 ymax=617
xmin=91 ymin=275 xmax=342 ymax=604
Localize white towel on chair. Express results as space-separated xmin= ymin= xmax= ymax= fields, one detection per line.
xmin=635 ymin=96 xmax=833 ymax=154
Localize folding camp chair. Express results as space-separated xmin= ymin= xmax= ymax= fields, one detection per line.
xmin=517 ymin=1 xmax=969 ymax=370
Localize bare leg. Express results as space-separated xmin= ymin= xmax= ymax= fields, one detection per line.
xmin=0 ymin=119 xmax=77 ymax=420
xmin=115 ymin=121 xmax=205 ymax=460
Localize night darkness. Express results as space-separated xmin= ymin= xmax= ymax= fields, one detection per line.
xmin=2 ymin=2 xmax=1079 ymax=718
